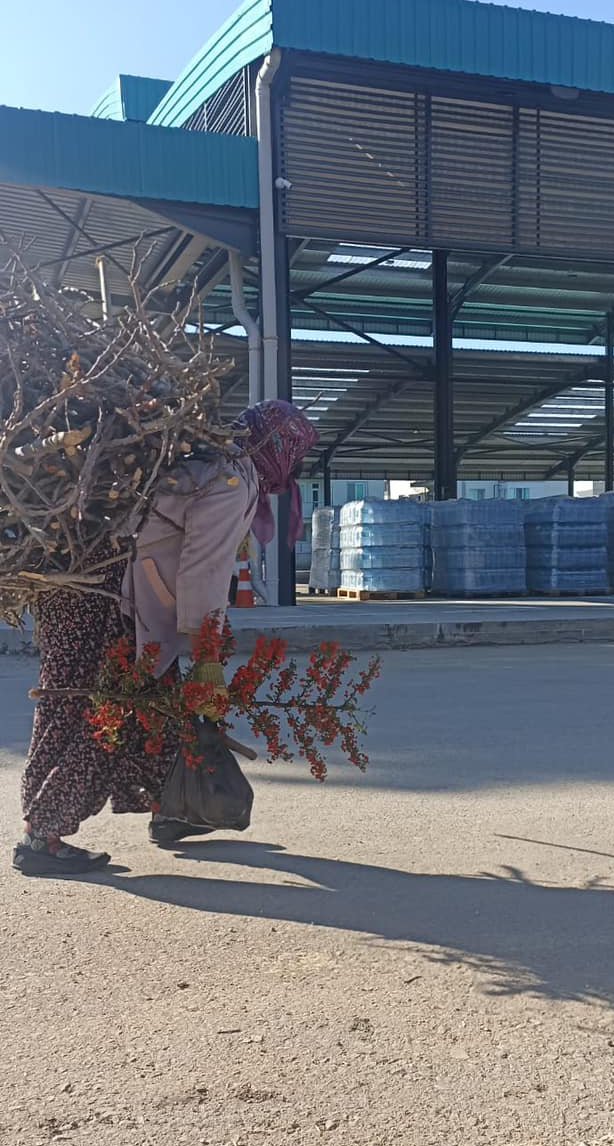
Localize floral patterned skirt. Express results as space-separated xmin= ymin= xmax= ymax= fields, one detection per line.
xmin=21 ymin=558 xmax=175 ymax=838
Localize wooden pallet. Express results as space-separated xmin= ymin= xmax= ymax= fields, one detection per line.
xmin=337 ymin=588 xmax=426 ymax=602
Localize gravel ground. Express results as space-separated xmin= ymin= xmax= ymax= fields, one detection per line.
xmin=2 ymin=645 xmax=614 ymax=1146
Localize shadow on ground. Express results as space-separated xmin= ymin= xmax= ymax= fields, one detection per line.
xmin=93 ymin=840 xmax=614 ymax=1007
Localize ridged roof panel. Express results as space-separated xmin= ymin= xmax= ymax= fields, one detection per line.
xmin=0 ymin=105 xmax=259 ymax=209
xmin=148 ymin=0 xmax=614 ymax=130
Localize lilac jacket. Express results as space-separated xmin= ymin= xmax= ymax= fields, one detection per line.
xmin=122 ymin=451 xmax=259 ymax=676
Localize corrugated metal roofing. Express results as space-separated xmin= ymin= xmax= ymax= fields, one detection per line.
xmin=0 ymin=105 xmax=259 ymax=209
xmin=0 ymin=182 xmax=178 ymax=299
xmin=149 ymin=0 xmax=273 ymax=128
xmin=90 ymin=81 xmax=123 ymax=122
xmin=91 ymin=75 xmax=172 ymax=123
xmin=197 ymin=239 xmax=614 ymax=478
xmin=215 ymin=334 xmax=609 ymax=481
xmin=273 ymin=0 xmax=614 ymax=96
xmin=149 ymin=0 xmax=614 ymax=129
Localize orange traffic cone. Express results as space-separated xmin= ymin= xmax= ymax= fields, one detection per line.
xmin=235 ymin=550 xmax=255 ymax=608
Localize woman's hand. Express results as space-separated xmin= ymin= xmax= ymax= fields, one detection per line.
xmin=189 ymin=660 xmax=228 ymax=722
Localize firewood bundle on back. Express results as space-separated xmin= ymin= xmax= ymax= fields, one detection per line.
xmin=0 ymin=253 xmax=236 ymax=625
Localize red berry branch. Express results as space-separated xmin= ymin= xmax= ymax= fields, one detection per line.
xmin=32 ymin=616 xmax=381 ymax=781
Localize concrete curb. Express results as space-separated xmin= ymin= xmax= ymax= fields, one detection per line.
xmin=5 ymin=618 xmax=614 ymax=658
xmin=233 ymin=617 xmax=614 ymax=653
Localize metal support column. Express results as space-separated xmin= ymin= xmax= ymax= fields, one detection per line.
xmin=606 ymin=311 xmax=614 ymax=492
xmin=323 ymin=455 xmax=332 ymax=507
xmin=274 ymin=231 xmax=296 ymax=606
xmin=567 ymin=459 xmax=575 ymax=498
xmin=433 ymin=251 xmax=456 ymax=501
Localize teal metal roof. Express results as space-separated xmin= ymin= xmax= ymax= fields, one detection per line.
xmin=273 ymin=0 xmax=614 ymax=94
xmin=149 ymin=0 xmax=273 ymax=128
xmin=0 ymin=105 xmax=259 ymax=209
xmin=91 ymin=75 xmax=172 ymax=123
xmin=150 ymin=0 xmax=614 ymax=128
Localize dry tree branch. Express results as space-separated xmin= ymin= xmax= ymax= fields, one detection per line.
xmin=0 ymin=247 xmax=241 ymax=624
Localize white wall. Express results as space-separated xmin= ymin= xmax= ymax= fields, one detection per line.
xmin=310 ymin=478 xmax=598 ymax=507
xmin=299 ymin=478 xmax=387 ymax=520
xmin=458 ymin=480 xmax=569 ymax=500
xmin=389 ymin=481 xmax=428 ymax=500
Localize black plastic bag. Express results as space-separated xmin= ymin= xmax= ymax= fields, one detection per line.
xmin=160 ymin=719 xmax=254 ymax=831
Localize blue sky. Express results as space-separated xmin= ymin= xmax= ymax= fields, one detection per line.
xmin=0 ymin=0 xmax=238 ymax=115
xmin=0 ymin=0 xmax=611 ymax=116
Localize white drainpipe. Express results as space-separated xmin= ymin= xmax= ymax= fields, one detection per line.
xmin=255 ymin=48 xmax=283 ymax=604
xmin=228 ymin=250 xmax=262 ymax=406
xmin=228 ymin=250 xmax=267 ymax=603
xmin=256 ymin=49 xmax=282 ymax=401
xmin=96 ymin=255 xmax=112 ymax=321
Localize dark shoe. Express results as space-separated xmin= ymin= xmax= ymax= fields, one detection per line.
xmin=12 ymin=840 xmax=111 ymax=876
xmin=148 ymin=817 xmax=214 ymax=846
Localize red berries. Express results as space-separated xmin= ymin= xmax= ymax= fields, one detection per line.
xmin=88 ymin=616 xmax=380 ymax=778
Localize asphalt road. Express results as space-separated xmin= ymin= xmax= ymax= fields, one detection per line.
xmin=2 ymin=646 xmax=614 ymax=1146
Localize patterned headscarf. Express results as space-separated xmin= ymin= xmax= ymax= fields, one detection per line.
xmin=237 ymin=400 xmax=319 ymax=548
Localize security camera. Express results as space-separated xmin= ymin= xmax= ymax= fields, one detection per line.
xmin=275 ymin=177 xmax=293 ymax=191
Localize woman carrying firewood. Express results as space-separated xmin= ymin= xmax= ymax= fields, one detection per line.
xmin=13 ymin=399 xmax=317 ymax=877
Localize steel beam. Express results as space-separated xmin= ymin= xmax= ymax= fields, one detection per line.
xmin=145 ymin=200 xmax=257 ymax=257
xmin=289 ymin=238 xmax=310 ymax=267
xmin=293 ymin=246 xmax=415 ymax=300
xmin=169 ymin=248 xmax=230 ymax=319
xmin=545 ymin=434 xmax=605 ymax=479
xmin=51 ymin=197 xmax=91 ymax=285
xmin=310 ymin=370 xmax=431 ymax=478
xmin=39 ymin=225 xmax=173 ymax=276
xmin=457 ymin=366 xmax=599 ymax=460
xmin=297 ymin=295 xmax=430 ymax=377
xmin=323 ymin=455 xmax=332 ymax=506
xmin=449 ymin=254 xmax=512 ymax=320
xmin=567 ymin=459 xmax=575 ymax=497
xmin=433 ymin=251 xmax=456 ymax=500
xmin=147 ymin=233 xmax=210 ymax=295
xmin=298 ymin=293 xmax=433 ymax=477
xmin=37 ymin=190 xmax=127 ymax=278
xmin=221 ymin=374 xmax=248 ymax=402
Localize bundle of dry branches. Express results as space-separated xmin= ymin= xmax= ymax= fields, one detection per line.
xmin=0 ymin=244 xmax=236 ymax=625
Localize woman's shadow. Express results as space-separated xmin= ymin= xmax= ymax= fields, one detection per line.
xmin=95 ymin=839 xmax=614 ymax=1006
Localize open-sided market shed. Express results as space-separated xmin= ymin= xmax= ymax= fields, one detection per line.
xmin=3 ymin=0 xmax=614 ymax=600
